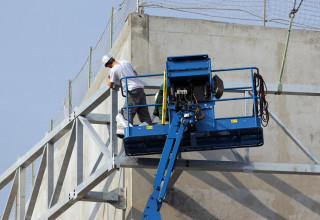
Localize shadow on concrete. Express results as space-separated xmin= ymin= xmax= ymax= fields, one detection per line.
xmin=165 ymin=187 xmax=219 ymax=220
xmin=188 ymin=170 xmax=286 ymax=220
xmin=126 ymin=207 xmax=142 ymax=220
xmin=135 ymin=168 xmax=219 ymax=220
xmin=256 ymin=173 xmax=320 ymax=216
xmin=88 ymin=171 xmax=116 ymax=220
xmin=200 ymin=150 xmax=320 ymax=217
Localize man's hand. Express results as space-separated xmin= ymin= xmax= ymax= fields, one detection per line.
xmin=107 ymin=76 xmax=114 ymax=88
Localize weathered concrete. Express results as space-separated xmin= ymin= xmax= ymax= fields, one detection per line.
xmin=31 ymin=12 xmax=320 ymax=219
xmin=129 ymin=13 xmax=320 ymax=220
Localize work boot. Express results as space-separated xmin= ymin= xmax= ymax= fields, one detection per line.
xmin=116 ymin=113 xmax=131 ymax=138
xmin=151 ymin=115 xmax=160 ymax=124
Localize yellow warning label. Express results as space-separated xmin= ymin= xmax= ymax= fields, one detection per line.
xmin=231 ymin=119 xmax=238 ymax=123
xmin=147 ymin=126 xmax=153 ymax=130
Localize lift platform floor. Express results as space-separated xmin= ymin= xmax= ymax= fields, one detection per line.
xmin=124 ymin=117 xmax=263 ymax=156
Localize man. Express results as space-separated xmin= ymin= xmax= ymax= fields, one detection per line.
xmin=152 ymin=83 xmax=169 ymax=123
xmin=102 ymin=55 xmax=152 ymax=125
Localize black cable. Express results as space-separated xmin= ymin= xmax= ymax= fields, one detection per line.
xmin=253 ymin=73 xmax=269 ymax=127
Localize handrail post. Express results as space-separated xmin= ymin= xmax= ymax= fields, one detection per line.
xmin=263 ymin=0 xmax=266 ymax=26
xmin=137 ymin=0 xmax=139 ymax=12
xmin=68 ymin=80 xmax=72 ymax=115
xmin=110 ymin=7 xmax=114 ymax=49
xmin=88 ymin=46 xmax=92 ymax=88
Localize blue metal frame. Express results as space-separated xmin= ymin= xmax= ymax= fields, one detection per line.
xmin=212 ymin=67 xmax=260 ymax=122
xmin=119 ymin=55 xmax=263 ymax=156
xmin=142 ymin=114 xmax=190 ymax=220
xmin=119 ymin=73 xmax=163 ymax=137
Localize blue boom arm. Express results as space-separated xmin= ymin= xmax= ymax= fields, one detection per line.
xmin=142 ymin=113 xmax=193 ymax=219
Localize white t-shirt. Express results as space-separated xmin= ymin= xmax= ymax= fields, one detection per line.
xmin=109 ymin=60 xmax=144 ymax=92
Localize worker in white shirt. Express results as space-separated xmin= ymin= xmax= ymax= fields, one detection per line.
xmin=102 ymin=55 xmax=152 ymax=126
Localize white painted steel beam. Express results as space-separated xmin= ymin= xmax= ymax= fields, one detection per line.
xmin=265 ymin=83 xmax=320 ymax=96
xmin=110 ymin=89 xmax=118 ymax=156
xmin=76 ymin=119 xmax=83 ymax=185
xmin=44 ymin=162 xmax=116 ymax=220
xmin=2 ymin=170 xmax=19 ymax=220
xmin=268 ymin=109 xmax=320 ymax=165
xmin=24 ymin=147 xmax=48 ymax=220
xmin=78 ymin=116 xmax=112 ymax=161
xmin=0 ymin=86 xmax=110 ymax=190
xmin=47 ymin=143 xmax=54 ymax=209
xmin=81 ymin=188 xmax=126 ymax=209
xmin=18 ymin=167 xmax=26 ymax=220
xmin=82 ymin=190 xmax=118 ymax=202
xmin=86 ymin=113 xmax=110 ymax=124
xmin=117 ymin=157 xmax=320 ymax=175
xmin=49 ymin=122 xmax=76 ymax=208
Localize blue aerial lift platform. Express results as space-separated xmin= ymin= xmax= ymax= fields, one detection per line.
xmin=119 ymin=54 xmax=264 ymax=219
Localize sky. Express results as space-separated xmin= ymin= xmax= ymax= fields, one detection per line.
xmin=0 ymin=0 xmax=122 ymax=211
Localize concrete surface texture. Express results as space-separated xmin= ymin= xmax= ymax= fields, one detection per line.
xmin=129 ymin=13 xmax=320 ymax=220
xmin=32 ymin=13 xmax=320 ymax=219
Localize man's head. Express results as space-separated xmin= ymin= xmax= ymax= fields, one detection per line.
xmin=102 ymin=55 xmax=115 ymax=68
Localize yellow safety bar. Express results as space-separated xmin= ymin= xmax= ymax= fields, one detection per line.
xmin=161 ymin=71 xmax=167 ymax=125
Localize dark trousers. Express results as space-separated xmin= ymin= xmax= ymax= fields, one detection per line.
xmin=123 ymin=88 xmax=152 ymax=125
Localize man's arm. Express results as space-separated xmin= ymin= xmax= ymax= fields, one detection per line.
xmin=107 ymin=76 xmax=114 ymax=88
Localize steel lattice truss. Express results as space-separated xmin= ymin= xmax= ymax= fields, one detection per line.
xmin=0 ymin=79 xmax=320 ymax=219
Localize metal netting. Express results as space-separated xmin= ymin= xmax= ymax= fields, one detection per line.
xmin=113 ymin=0 xmax=138 ymax=42
xmin=266 ymin=0 xmax=320 ymax=30
xmin=52 ymin=93 xmax=70 ymax=128
xmin=51 ymin=0 xmax=138 ymax=129
xmin=71 ymin=61 xmax=89 ymax=111
xmin=142 ymin=0 xmax=320 ymax=31
xmin=90 ymin=19 xmax=111 ymax=83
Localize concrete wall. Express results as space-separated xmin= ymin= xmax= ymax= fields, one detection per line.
xmin=129 ymin=13 xmax=320 ymax=219
xmin=32 ymin=13 xmax=320 ymax=219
